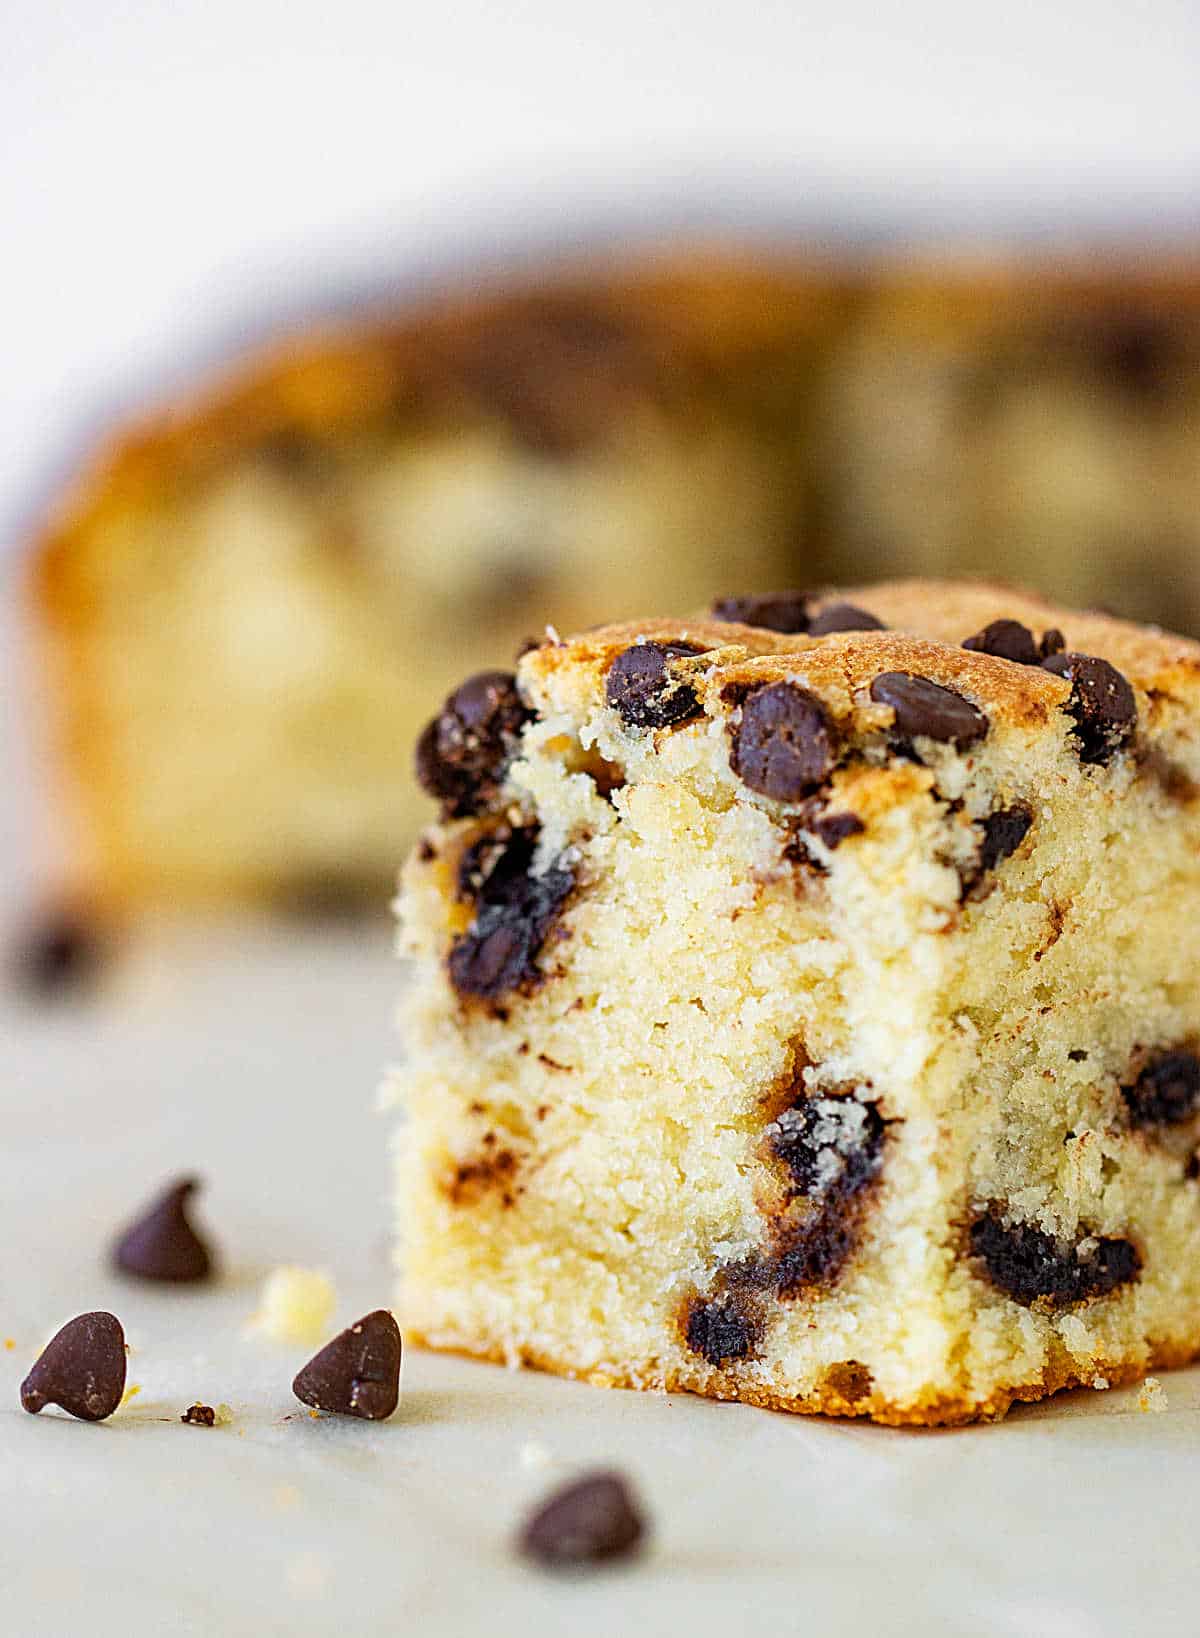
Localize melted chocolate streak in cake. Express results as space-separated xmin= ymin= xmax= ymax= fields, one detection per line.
xmin=970 ymin=1209 xmax=1141 ymax=1307
xmin=448 ymin=827 xmax=575 ymax=1001
xmin=684 ymin=1093 xmax=889 ymax=1367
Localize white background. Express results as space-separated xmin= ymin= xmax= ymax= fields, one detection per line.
xmin=3 ymin=0 xmax=1199 ymax=548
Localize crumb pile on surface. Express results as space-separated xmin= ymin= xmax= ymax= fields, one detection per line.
xmin=392 ymin=579 xmax=1200 ymax=1425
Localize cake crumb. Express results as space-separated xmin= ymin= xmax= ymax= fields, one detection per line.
xmin=4 ymin=1338 xmax=14 ymax=1350
xmin=273 ymin=1483 xmax=303 ymax=1511
xmin=214 ymin=1402 xmax=235 ymax=1426
xmin=1137 ymin=1377 xmax=1168 ymax=1414
xmin=248 ymin=1267 xmax=335 ymax=1344
xmin=120 ymin=1382 xmax=142 ymax=1406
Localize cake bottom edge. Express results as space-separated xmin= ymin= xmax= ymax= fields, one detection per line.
xmin=401 ymin=1326 xmax=1200 ymax=1428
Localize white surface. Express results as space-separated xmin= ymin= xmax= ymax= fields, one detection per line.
xmin=3 ymin=0 xmax=1199 ymax=556
xmin=5 ymin=571 xmax=1200 ymax=1636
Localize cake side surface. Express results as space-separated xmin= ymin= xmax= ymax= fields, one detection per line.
xmin=392 ymin=581 xmax=1200 ymax=1424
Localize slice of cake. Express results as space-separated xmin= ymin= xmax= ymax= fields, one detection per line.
xmin=392 ymin=580 xmax=1200 ymax=1425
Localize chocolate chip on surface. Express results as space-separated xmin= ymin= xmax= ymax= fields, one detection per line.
xmin=731 ymin=681 xmax=836 ymax=800
xmin=448 ymin=828 xmax=574 ymax=1000
xmin=1122 ymin=1051 xmax=1200 ymax=1127
xmin=292 ymin=1309 xmax=402 ymax=1420
xmin=519 ymin=1472 xmax=646 ymax=1568
xmin=112 ymin=1177 xmax=214 ymax=1283
xmin=415 ymin=671 xmax=532 ymax=818
xmin=962 ymin=619 xmax=1041 ymax=666
xmin=684 ymin=1294 xmax=761 ymax=1366
xmin=869 ymin=672 xmax=989 ymax=749
xmin=605 ymin=642 xmax=702 ymax=730
xmin=806 ymin=603 xmax=886 ymax=636
xmin=970 ymin=1209 xmax=1141 ymax=1307
xmin=11 ymin=912 xmax=104 ymax=999
xmin=20 ymin=1312 xmax=127 ymax=1422
xmin=181 ymin=1403 xmax=216 ymax=1427
xmin=710 ymin=593 xmax=811 ymax=633
xmin=1040 ymin=652 xmax=1137 ymax=764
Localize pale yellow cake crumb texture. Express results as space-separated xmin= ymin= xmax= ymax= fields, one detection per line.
xmin=1137 ymin=1377 xmax=1168 ymax=1414
xmin=391 ymin=579 xmax=1200 ymax=1426
xmin=249 ymin=1267 xmax=336 ymax=1345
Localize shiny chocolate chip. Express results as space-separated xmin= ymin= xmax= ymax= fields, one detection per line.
xmin=20 ymin=1312 xmax=127 ymax=1422
xmin=415 ymin=671 xmax=532 ymax=818
xmin=730 ymin=681 xmax=836 ymax=800
xmin=710 ymin=593 xmax=812 ymax=633
xmin=806 ymin=603 xmax=886 ymax=636
xmin=605 ymin=642 xmax=702 ymax=730
xmin=519 ymin=1472 xmax=646 ymax=1569
xmin=292 ymin=1310 xmax=402 ymax=1420
xmin=1040 ymin=652 xmax=1137 ymax=764
xmin=112 ymin=1177 xmax=214 ymax=1284
xmin=870 ymin=672 xmax=988 ymax=749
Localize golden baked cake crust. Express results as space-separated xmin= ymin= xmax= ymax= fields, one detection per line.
xmin=393 ymin=577 xmax=1200 ymax=1426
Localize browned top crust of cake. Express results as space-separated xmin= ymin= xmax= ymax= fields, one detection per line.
xmin=521 ymin=580 xmax=1200 ymax=734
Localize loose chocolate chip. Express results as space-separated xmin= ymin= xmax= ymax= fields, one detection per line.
xmin=519 ymin=1472 xmax=646 ymax=1569
xmin=21 ymin=1312 xmax=127 ymax=1422
xmin=415 ymin=671 xmax=532 ymax=818
xmin=806 ymin=603 xmax=886 ymax=636
xmin=11 ymin=912 xmax=104 ymax=999
xmin=731 ymin=681 xmax=836 ymax=801
xmin=181 ymin=1403 xmax=216 ymax=1427
xmin=448 ymin=828 xmax=574 ymax=1000
xmin=684 ymin=1294 xmax=760 ymax=1366
xmin=970 ymin=1210 xmax=1141 ymax=1307
xmin=977 ymin=804 xmax=1034 ymax=877
xmin=1040 ymin=652 xmax=1137 ymax=764
xmin=870 ymin=672 xmax=989 ymax=749
xmin=605 ymin=642 xmax=702 ymax=730
xmin=767 ymin=1096 xmax=886 ymax=1199
xmin=1040 ymin=628 xmax=1066 ymax=659
xmin=710 ymin=593 xmax=811 ymax=633
xmin=1122 ymin=1051 xmax=1200 ymax=1127
xmin=292 ymin=1310 xmax=402 ymax=1420
xmin=962 ymin=619 xmax=1041 ymax=666
xmin=112 ymin=1177 xmax=214 ymax=1283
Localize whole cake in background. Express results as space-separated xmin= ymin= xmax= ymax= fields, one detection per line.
xmin=28 ymin=249 xmax=1200 ymax=910
xmin=392 ymin=579 xmax=1200 ymax=1425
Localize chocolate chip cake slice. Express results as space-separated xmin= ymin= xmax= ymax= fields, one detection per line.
xmin=391 ymin=578 xmax=1200 ymax=1426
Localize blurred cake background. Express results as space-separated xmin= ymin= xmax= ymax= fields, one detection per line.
xmin=3 ymin=0 xmax=1198 ymax=922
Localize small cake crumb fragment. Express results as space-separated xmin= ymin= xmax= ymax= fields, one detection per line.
xmin=250 ymin=1268 xmax=336 ymax=1344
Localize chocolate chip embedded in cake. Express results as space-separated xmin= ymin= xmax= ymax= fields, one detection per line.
xmin=392 ymin=579 xmax=1200 ymax=1425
